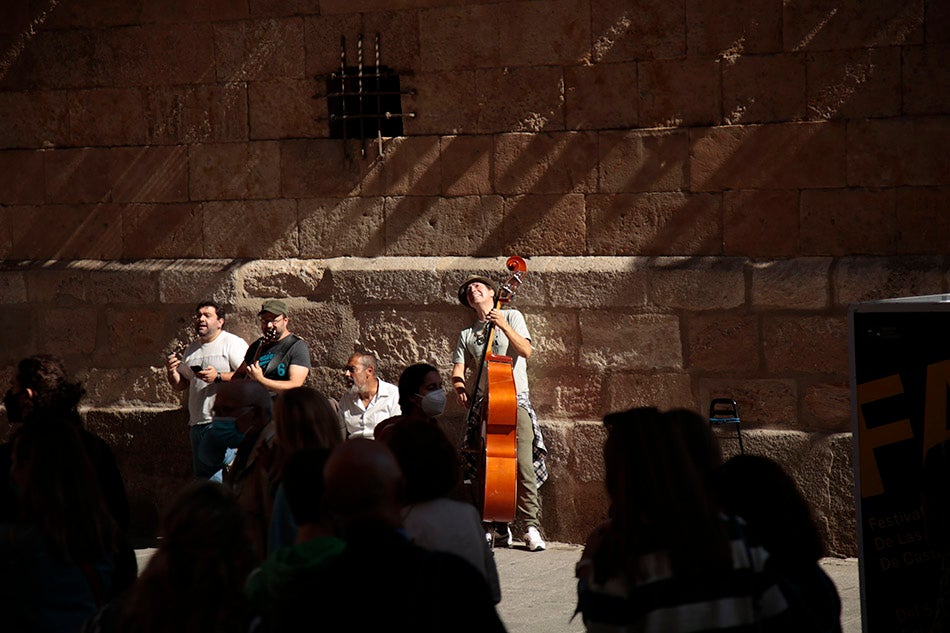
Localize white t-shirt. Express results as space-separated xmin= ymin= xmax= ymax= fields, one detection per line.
xmin=337 ymin=378 xmax=401 ymax=439
xmin=180 ymin=330 xmax=249 ymax=426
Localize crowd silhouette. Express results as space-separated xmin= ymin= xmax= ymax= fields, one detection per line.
xmin=0 ymin=349 xmax=850 ymax=632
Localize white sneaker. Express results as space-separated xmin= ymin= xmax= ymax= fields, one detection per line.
xmin=492 ymin=525 xmax=512 ymax=548
xmin=524 ymin=526 xmax=546 ymax=551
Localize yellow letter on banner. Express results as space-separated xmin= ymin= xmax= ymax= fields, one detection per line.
xmin=857 ymin=374 xmax=914 ymax=498
xmin=922 ymin=360 xmax=950 ymax=462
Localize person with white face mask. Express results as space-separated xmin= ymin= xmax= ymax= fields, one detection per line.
xmin=373 ymin=363 xmax=445 ymax=443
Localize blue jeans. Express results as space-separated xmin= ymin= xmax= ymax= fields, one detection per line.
xmin=191 ymin=421 xmax=242 ymax=481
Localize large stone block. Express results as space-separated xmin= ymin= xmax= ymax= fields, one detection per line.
xmin=589 ymin=0 xmax=686 ymax=62
xmin=0 ymin=271 xmax=26 ymax=303
xmin=249 ymin=79 xmax=326 ymax=140
xmin=419 ymin=4 xmax=502 ymax=71
xmin=67 ymin=88 xmax=147 ymax=146
xmin=800 ymin=188 xmax=897 ymax=255
xmin=213 ymin=18 xmax=306 ymax=82
xmin=24 ymin=268 xmax=86 ymax=303
xmin=602 ymin=371 xmax=696 ymax=414
xmin=190 ymin=142 xmax=281 ymax=200
xmin=13 ymin=29 xmax=101 ymax=90
xmin=685 ymin=0 xmax=782 ymax=57
xmin=326 ymin=261 xmax=443 ymax=305
xmin=200 ymin=200 xmax=299 ymax=259
xmin=806 ymin=48 xmax=901 ymax=120
xmin=0 ymin=299 xmax=34 ymax=361
xmin=564 ymin=62 xmax=638 ymax=130
xmin=579 ymin=312 xmax=682 ymax=370
xmin=522 ymin=309 xmax=579 ymax=367
xmin=279 ymin=139 xmax=361 ymax=197
xmin=0 ymin=91 xmax=69 ymax=148
xmin=38 ymin=307 xmax=98 ymax=356
xmin=494 ymin=132 xmax=598 ymax=195
xmin=474 ymin=66 xmax=565 ymax=134
xmin=685 ymin=313 xmax=760 ymax=372
xmin=529 ymin=366 xmax=603 ymax=419
xmin=896 ymin=187 xmax=950 ymax=254
xmin=88 ymin=266 xmax=161 ymax=304
xmin=384 ymin=195 xmax=505 ymax=256
xmin=698 ymin=378 xmax=798 ymax=428
xmin=122 ymin=203 xmax=204 ymax=259
xmin=649 ymin=257 xmax=746 ymax=311
xmin=722 ymin=189 xmax=799 ymax=257
xmin=159 ymin=262 xmax=241 ymax=306
xmin=361 ymin=10 xmax=421 ymax=71
xmin=847 ymin=117 xmax=950 ymax=187
xmin=832 ymin=256 xmax=944 ymax=306
xmin=44 ymin=0 xmax=144 ymax=29
xmin=288 ymin=302 xmax=360 ymax=367
xmin=440 ymin=135 xmax=492 ymax=196
xmin=84 ymin=407 xmax=193 ymax=537
xmin=598 ymin=129 xmax=689 ymax=193
xmin=303 ymin=14 xmax=362 ymax=75
xmin=503 ymin=194 xmax=587 ymax=256
xmin=145 ymin=83 xmax=249 ymax=144
xmin=113 ymin=147 xmax=190 ymax=204
xmin=239 ymin=259 xmax=325 ymax=300
xmin=690 ymin=121 xmax=847 ymax=191
xmin=722 ymin=54 xmax=807 ymax=124
xmin=524 ymin=257 xmax=649 ymax=309
xmin=763 ymin=314 xmax=849 ymax=375
xmin=0 ymin=150 xmax=44 ymax=205
xmin=107 ymin=308 xmax=170 ymax=360
xmin=142 ymin=0 xmax=249 ymax=23
xmin=803 ymin=382 xmax=851 ymax=432
xmin=351 ymin=306 xmax=458 ymax=370
xmin=751 ymin=258 xmax=831 ymax=310
xmin=639 ymin=59 xmax=720 ymax=127
xmin=45 ymin=148 xmax=119 ymax=204
xmin=587 ymin=192 xmax=722 ymax=255
xmin=7 ymin=205 xmax=123 ymax=260
xmin=783 ymin=0 xmax=923 ymax=51
xmin=131 ymin=24 xmax=217 ymax=86
xmin=403 ymin=71 xmax=479 ymax=136
xmin=298 ymin=197 xmax=387 ymax=257
xmin=360 ymin=136 xmax=442 ymax=196
xmin=496 ymin=0 xmax=590 ymax=66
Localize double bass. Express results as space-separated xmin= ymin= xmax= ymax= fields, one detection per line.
xmin=464 ymin=256 xmax=528 ymax=523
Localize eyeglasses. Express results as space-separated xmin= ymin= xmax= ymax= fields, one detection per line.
xmin=259 ymin=315 xmax=284 ymax=325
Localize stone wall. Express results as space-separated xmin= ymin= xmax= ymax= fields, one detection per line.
xmin=1 ymin=0 xmax=948 ymax=552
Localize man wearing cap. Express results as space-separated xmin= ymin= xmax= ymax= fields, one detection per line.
xmin=234 ymin=299 xmax=312 ymax=395
xmin=164 ymin=300 xmax=249 ymax=479
xmin=451 ymin=275 xmax=548 ymax=552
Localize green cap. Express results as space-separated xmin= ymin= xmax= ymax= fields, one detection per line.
xmin=259 ymin=299 xmax=289 ymax=317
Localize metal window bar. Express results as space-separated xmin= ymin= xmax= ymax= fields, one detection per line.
xmin=319 ymin=33 xmax=417 ymax=157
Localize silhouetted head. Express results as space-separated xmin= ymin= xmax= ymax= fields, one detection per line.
xmin=324 ymin=438 xmax=404 ymax=530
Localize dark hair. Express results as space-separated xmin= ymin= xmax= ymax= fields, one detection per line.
xmin=716 ymin=454 xmax=827 ymax=564
xmin=274 ymin=387 xmax=343 ymax=477
xmin=383 ymin=419 xmax=459 ymax=504
xmin=14 ymin=355 xmax=85 ymax=424
xmin=398 ymin=363 xmax=439 ymax=416
xmin=600 ymin=407 xmax=730 ymax=582
xmin=11 ymin=421 xmax=116 ymax=563
xmin=196 ymin=300 xmax=225 ymax=320
xmin=120 ymin=482 xmax=252 ymax=633
xmin=282 ymin=448 xmax=332 ymax=525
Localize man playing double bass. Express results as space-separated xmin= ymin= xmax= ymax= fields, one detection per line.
xmin=452 ymin=274 xmax=548 ymax=551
